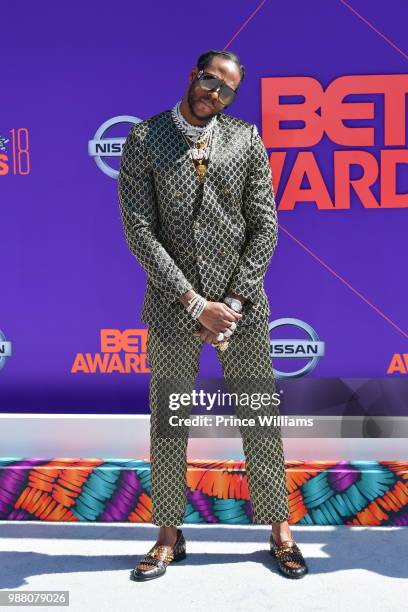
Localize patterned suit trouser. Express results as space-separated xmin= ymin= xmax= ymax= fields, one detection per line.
xmin=146 ymin=319 xmax=290 ymax=526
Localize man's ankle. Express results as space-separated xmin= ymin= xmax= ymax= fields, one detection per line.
xmin=271 ymin=522 xmax=292 ymax=542
xmin=157 ymin=526 xmax=178 ymax=543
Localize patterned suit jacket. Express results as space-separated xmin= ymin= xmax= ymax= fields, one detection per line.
xmin=118 ymin=109 xmax=278 ymax=335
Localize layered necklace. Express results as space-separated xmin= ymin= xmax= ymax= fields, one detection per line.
xmin=171 ymin=99 xmax=218 ymax=183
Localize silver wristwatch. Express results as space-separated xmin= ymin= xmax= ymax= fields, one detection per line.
xmin=224 ymin=296 xmax=243 ymax=313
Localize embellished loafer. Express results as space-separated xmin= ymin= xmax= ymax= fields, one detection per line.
xmin=269 ymin=535 xmax=308 ymax=579
xmin=131 ymin=528 xmax=187 ymax=582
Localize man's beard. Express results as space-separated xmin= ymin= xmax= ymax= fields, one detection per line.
xmin=186 ymin=88 xmax=221 ymax=122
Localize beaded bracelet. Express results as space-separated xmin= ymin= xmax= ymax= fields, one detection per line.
xmin=190 ymin=296 xmax=207 ymax=319
xmin=185 ymin=293 xmax=207 ymax=319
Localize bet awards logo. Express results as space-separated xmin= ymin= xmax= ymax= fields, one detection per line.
xmin=71 ymin=329 xmax=150 ymax=374
xmin=262 ymin=74 xmax=408 ymax=210
xmin=88 ymin=116 xmax=141 ymax=179
xmin=0 ymin=329 xmax=12 ymax=370
xmin=269 ymin=318 xmax=325 ymax=379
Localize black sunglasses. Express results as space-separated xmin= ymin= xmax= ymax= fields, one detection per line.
xmin=195 ymin=69 xmax=239 ymax=105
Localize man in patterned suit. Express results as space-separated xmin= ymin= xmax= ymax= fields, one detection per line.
xmin=118 ymin=50 xmax=308 ymax=580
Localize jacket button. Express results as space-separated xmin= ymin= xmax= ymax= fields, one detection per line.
xmin=174 ymin=191 xmax=183 ymax=199
xmin=197 ymin=254 xmax=203 ymax=263
xmin=223 ymin=187 xmax=231 ymax=195
xmin=193 ymin=220 xmax=200 ymax=230
xmin=219 ymin=248 xmax=226 ymax=257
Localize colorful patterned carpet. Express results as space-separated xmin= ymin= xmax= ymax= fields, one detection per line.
xmin=0 ymin=459 xmax=406 ymax=526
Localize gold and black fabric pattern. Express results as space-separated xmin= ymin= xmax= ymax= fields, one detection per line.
xmin=118 ymin=110 xmax=278 ymax=337
xmin=146 ymin=320 xmax=290 ymax=527
xmin=118 ymin=107 xmax=288 ymax=528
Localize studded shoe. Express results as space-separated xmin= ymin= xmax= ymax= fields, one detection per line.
xmin=269 ymin=535 xmax=308 ymax=579
xmin=131 ymin=528 xmax=187 ymax=582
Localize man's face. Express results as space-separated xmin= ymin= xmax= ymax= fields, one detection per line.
xmin=185 ymin=56 xmax=241 ymax=121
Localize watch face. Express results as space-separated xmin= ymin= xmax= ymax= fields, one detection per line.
xmin=224 ymin=297 xmax=242 ymax=311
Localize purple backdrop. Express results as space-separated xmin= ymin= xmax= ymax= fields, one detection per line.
xmin=2 ymin=1 xmax=408 ymax=414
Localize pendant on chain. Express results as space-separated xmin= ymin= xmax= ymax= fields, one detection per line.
xmin=196 ymin=160 xmax=207 ymax=182
xmin=195 ymin=141 xmax=209 ymax=182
